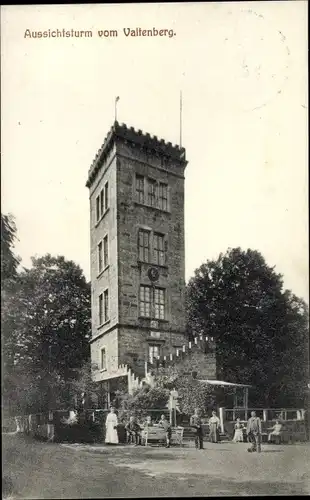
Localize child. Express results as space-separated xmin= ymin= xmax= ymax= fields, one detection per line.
xmin=143 ymin=415 xmax=153 ymax=428
xmin=159 ymin=414 xmax=172 ymax=448
xmin=232 ymin=418 xmax=244 ymax=442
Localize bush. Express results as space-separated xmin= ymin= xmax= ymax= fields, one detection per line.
xmin=154 ymin=366 xmax=216 ymax=416
xmin=116 ymin=385 xmax=170 ymax=422
xmin=176 ymin=377 xmax=216 ymax=416
xmin=54 ymin=415 xmax=104 ymax=443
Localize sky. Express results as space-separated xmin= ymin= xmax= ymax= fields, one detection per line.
xmin=1 ymin=2 xmax=308 ymax=302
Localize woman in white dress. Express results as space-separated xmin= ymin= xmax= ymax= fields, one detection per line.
xmin=232 ymin=418 xmax=244 ymax=442
xmin=105 ymin=407 xmax=119 ymax=445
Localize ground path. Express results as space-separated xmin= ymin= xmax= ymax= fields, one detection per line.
xmin=3 ymin=434 xmax=310 ymax=498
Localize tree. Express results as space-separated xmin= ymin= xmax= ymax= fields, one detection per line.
xmin=186 ymin=247 xmax=309 ymax=408
xmin=176 ymin=378 xmax=216 ymax=416
xmin=11 ymin=254 xmax=90 ymax=377
xmin=1 ymin=213 xmax=23 ymax=416
xmin=1 ymin=213 xmax=20 ymax=282
xmin=2 ymin=254 xmax=91 ymax=414
xmin=154 ymin=365 xmax=216 ymax=416
xmin=69 ymin=361 xmax=102 ymax=409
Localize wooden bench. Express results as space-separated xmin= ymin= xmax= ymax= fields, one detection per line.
xmin=141 ymin=426 xmax=184 ymax=447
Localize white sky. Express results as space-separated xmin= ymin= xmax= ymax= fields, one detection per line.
xmin=1 ymin=2 xmax=308 ymax=302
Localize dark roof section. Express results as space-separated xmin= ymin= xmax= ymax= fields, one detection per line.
xmin=86 ymin=121 xmax=187 ymax=188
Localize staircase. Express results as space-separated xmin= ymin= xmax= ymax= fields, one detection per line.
xmin=123 ymin=335 xmax=215 ymax=394
xmin=145 ymin=334 xmax=215 ymax=381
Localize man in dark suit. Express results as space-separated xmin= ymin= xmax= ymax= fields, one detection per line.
xmin=190 ymin=408 xmax=204 ymax=449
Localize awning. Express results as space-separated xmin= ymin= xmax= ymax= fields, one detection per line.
xmin=198 ymin=379 xmax=252 ymax=388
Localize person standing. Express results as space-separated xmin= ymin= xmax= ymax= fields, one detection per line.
xmin=190 ymin=408 xmax=204 ymax=449
xmin=105 ymin=406 xmax=119 ymax=445
xmin=246 ymin=411 xmax=262 ymax=453
xmin=209 ymin=410 xmax=221 ymax=443
xmin=159 ymin=414 xmax=172 ymax=448
xmin=232 ymin=418 xmax=244 ymax=443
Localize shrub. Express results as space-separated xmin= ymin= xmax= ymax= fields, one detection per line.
xmin=115 ymin=385 xmax=170 ymax=422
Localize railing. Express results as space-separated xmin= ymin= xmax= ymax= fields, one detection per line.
xmin=12 ymin=407 xmax=174 ymax=439
xmin=224 ymin=408 xmax=305 ymax=423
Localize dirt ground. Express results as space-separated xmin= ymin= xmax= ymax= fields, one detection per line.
xmin=2 ymin=433 xmax=310 ymax=498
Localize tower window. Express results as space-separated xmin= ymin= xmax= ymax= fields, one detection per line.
xmin=138 ymin=229 xmax=150 ymax=262
xmin=154 ymin=288 xmax=165 ymax=320
xmin=148 ymin=179 xmax=157 ymax=207
xmin=136 ymin=175 xmax=144 ymax=204
xmin=140 ymin=285 xmax=151 ymax=317
xmin=98 ymin=241 xmax=103 ymax=274
xmin=98 ymin=293 xmax=103 ymax=325
xmin=139 ymin=286 xmax=166 ymax=319
xmin=100 ymin=348 xmax=107 ymax=370
xmin=103 ymin=235 xmax=109 ymax=268
xmin=154 ymin=233 xmax=165 ymax=266
xmin=158 ymin=183 xmax=168 ymax=211
xmin=95 ymin=184 xmax=108 ymax=226
xmin=100 ymin=189 xmax=104 ymax=216
xmin=96 ymin=195 xmax=100 ymax=222
xmin=104 ymin=289 xmax=109 ymax=322
xmin=104 ymin=182 xmax=109 ymax=211
xmin=149 ymin=344 xmax=160 ymax=363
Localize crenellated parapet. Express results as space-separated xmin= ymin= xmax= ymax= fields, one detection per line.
xmin=86 ymin=121 xmax=187 ymax=188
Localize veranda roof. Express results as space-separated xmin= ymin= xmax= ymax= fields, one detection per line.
xmin=198 ymin=379 xmax=252 ymax=388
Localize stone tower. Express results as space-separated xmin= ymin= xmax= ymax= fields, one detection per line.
xmin=86 ymin=122 xmax=188 ymax=400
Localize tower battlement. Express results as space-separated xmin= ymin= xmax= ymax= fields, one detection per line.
xmin=86 ymin=121 xmax=187 ymax=188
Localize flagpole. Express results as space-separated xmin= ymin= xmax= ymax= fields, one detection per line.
xmin=115 ymin=96 xmax=120 ymax=122
xmin=179 ymin=90 xmax=183 ymax=147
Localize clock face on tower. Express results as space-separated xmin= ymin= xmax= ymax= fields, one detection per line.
xmin=148 ymin=267 xmax=159 ymax=282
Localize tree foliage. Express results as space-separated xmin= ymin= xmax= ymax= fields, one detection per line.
xmin=154 ymin=365 xmax=216 ymax=416
xmin=186 ymin=247 xmax=309 ymax=407
xmin=1 ymin=213 xmax=20 ymax=282
xmin=2 ymin=244 xmax=91 ymax=414
xmin=176 ymin=378 xmax=216 ymax=416
xmin=115 ymin=385 xmax=170 ymax=421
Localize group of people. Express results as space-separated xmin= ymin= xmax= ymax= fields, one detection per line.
xmin=105 ymin=406 xmax=284 ymax=452
xmin=233 ymin=411 xmax=283 ymax=452
xmin=105 ymin=407 xmax=172 ymax=447
xmin=190 ymin=409 xmax=221 ymax=449
xmin=191 ymin=409 xmax=283 ymax=453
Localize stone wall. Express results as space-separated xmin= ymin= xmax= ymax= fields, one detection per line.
xmin=116 ymin=143 xmax=186 ymax=332
xmin=89 ymin=150 xmax=119 ymax=335
xmin=119 ymin=326 xmax=187 ymax=377
xmin=116 ymin=141 xmax=187 ymax=370
xmin=91 ymin=328 xmax=120 ymax=382
xmin=148 ymin=342 xmax=217 ymax=381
